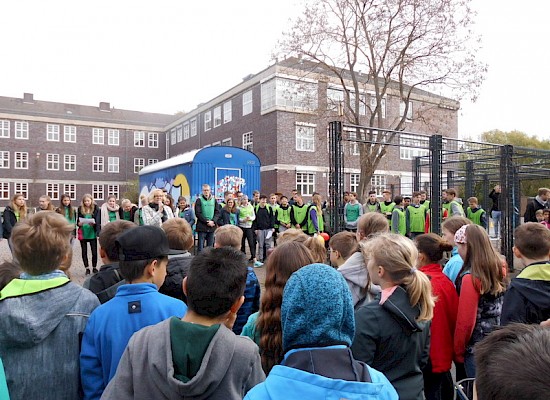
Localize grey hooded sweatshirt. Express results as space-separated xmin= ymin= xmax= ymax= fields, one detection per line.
xmin=102 ymin=318 xmax=265 ymax=400
xmin=0 ymin=281 xmax=100 ymax=400
xmin=338 ymin=251 xmax=381 ymax=307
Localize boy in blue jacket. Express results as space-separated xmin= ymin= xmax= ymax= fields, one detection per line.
xmin=244 ymin=264 xmax=397 ymax=400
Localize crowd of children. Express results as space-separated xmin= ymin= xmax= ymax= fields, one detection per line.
xmin=2 ymin=186 xmax=550 ymax=399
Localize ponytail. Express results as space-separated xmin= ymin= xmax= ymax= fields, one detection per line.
xmin=402 ymin=268 xmax=435 ymax=322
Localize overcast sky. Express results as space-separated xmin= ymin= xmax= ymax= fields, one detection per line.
xmin=1 ymin=1 xmax=547 ymax=140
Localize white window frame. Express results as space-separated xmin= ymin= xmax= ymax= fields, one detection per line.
xmin=93 ymin=128 xmax=104 ymax=145
xmin=243 ymin=90 xmax=253 ymax=115
xmin=296 ymin=172 xmax=315 ymax=196
xmin=223 ymin=101 xmax=232 ymax=123
xmin=326 ymin=87 xmax=344 ymax=112
xmin=15 ymin=152 xmax=29 ymax=169
xmin=47 ymin=183 xmax=60 ymax=200
xmin=134 ymin=131 xmax=145 ymax=147
xmin=107 ymin=185 xmax=119 ymax=199
xmin=221 ymin=138 xmax=232 ymax=146
xmin=347 ymin=129 xmax=360 ymax=156
xmin=261 ymin=77 xmax=318 ymax=112
xmin=371 ymin=175 xmax=387 ymax=196
xmin=242 ymin=132 xmax=253 ymax=152
xmin=47 ymin=124 xmax=60 ymax=141
xmin=183 ymin=122 xmax=190 ymax=140
xmin=400 ymin=100 xmax=413 ymax=121
xmin=63 ymin=184 xmax=76 ymax=200
xmin=47 ymin=153 xmax=60 ymax=170
xmin=148 ymin=159 xmax=159 ymax=165
xmin=14 ymin=182 xmax=28 ymax=199
xmin=0 ymin=182 xmax=9 ymax=200
xmin=93 ymin=156 xmax=104 ymax=172
xmin=176 ymin=126 xmax=183 ymax=142
xmin=92 ymin=184 xmax=104 ymax=201
xmin=0 ymin=151 xmax=9 ymax=168
xmin=108 ymin=157 xmax=119 ymax=173
xmin=212 ymin=141 xmax=221 ymax=146
xmin=64 ymin=125 xmax=77 ymax=143
xmin=204 ymin=111 xmax=212 ymax=131
xmin=350 ymin=174 xmax=360 ymax=193
xmin=213 ymin=106 xmax=222 ymax=128
xmin=190 ymin=119 xmax=197 ymax=137
xmin=108 ymin=129 xmax=119 ymax=146
xmin=64 ymin=154 xmax=76 ymax=171
xmin=0 ymin=120 xmax=9 ymax=138
xmin=15 ymin=121 xmax=29 ymax=139
xmin=399 ymin=134 xmax=429 ymax=160
xmin=134 ymin=158 xmax=145 ymax=173
xmin=370 ymin=95 xmax=386 ymax=119
xmin=295 ymin=123 xmax=315 ymax=152
xmin=148 ymin=132 xmax=158 ymax=148
xmin=170 ymin=129 xmax=176 ymax=145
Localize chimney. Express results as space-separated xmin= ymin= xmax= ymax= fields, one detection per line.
xmin=99 ymin=101 xmax=111 ymax=112
xmin=23 ymin=93 xmax=34 ymax=104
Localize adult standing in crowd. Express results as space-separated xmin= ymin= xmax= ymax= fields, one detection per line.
xmin=118 ymin=199 xmax=137 ymax=223
xmin=194 ymin=184 xmax=220 ymax=252
xmin=2 ymin=193 xmax=28 ymax=252
xmin=142 ymin=189 xmax=174 ymax=228
xmin=524 ymin=187 xmax=550 ymax=223
xmin=489 ymin=184 xmax=501 ymax=237
xmin=56 ymin=194 xmax=77 ymax=237
xmin=100 ymin=195 xmax=120 ymax=228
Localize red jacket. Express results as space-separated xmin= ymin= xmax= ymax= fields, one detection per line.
xmin=420 ymin=263 xmax=459 ymax=372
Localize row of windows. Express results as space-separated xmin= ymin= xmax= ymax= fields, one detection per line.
xmin=295 ymin=172 xmax=386 ymax=197
xmin=0 ymin=120 xmax=159 ymax=147
xmin=0 ymin=182 xmax=120 ymax=201
xmin=0 ymin=151 xmax=157 ymax=173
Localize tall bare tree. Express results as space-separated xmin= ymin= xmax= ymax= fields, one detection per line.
xmin=277 ymin=0 xmax=486 ymax=201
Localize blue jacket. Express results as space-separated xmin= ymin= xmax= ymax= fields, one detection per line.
xmin=80 ymin=283 xmax=186 ymax=400
xmin=233 ymin=266 xmax=261 ymax=335
xmin=245 ymin=346 xmax=398 ymax=400
xmin=443 ymin=247 xmax=463 ymax=285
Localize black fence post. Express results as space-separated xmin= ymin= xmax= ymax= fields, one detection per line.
xmin=413 ymin=157 xmax=420 ymax=192
xmin=329 ymin=121 xmax=344 ymax=233
xmin=465 ymin=160 xmax=475 ymax=202
xmin=430 ymin=135 xmax=443 ymax=234
xmin=500 ymin=145 xmax=515 ymax=272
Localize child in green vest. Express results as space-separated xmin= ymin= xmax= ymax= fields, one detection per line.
xmin=444 ymin=188 xmax=465 ymax=218
xmin=276 ymin=196 xmax=292 ymax=233
xmin=290 ymin=193 xmax=309 ymax=234
xmin=406 ymin=191 xmax=427 ymax=239
xmin=344 ymin=192 xmax=363 ymax=232
xmin=466 ymin=197 xmax=487 ymax=229
xmin=307 ymin=194 xmax=325 ymax=236
xmin=391 ymin=196 xmax=406 ymax=236
xmin=379 ymin=190 xmax=395 ymax=222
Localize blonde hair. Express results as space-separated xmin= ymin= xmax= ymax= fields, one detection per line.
xmin=11 ymin=193 xmax=28 ymax=219
xmin=11 ymin=212 xmax=74 ymax=275
xmin=277 ymin=228 xmax=309 ymax=245
xmin=357 ymin=212 xmax=389 ymax=239
xmin=214 ymin=225 xmax=243 ymax=249
xmin=362 ymin=233 xmax=435 ymax=321
xmin=79 ymin=193 xmax=95 ymax=215
xmin=304 ymin=236 xmax=327 ymax=263
xmin=39 ymin=195 xmax=55 ymax=211
xmin=162 ymin=218 xmax=194 ymax=251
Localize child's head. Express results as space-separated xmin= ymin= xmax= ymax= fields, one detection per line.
xmin=106 ymin=195 xmax=117 ymax=208
xmin=403 ymin=196 xmax=411 ymax=207
xmin=269 ymin=193 xmax=278 ymax=204
xmin=329 ymin=231 xmax=359 ymax=267
xmin=116 ymin=225 xmax=183 ymax=286
xmin=98 ymin=220 xmax=136 ymax=262
xmin=441 ymin=215 xmax=471 ymax=246
xmin=412 ymin=191 xmax=421 ymax=205
xmin=445 ymin=188 xmax=457 ymax=200
xmin=362 ymin=233 xmax=434 ymax=321
xmin=475 ymin=323 xmax=550 ymax=400
xmin=214 ymin=224 xmax=243 ymax=249
xmin=11 ymin=193 xmax=26 ymax=211
xmin=468 ymin=196 xmax=478 ymax=208
xmin=382 ymin=190 xmax=391 ymax=201
xmin=185 ymin=247 xmax=247 ymax=319
xmin=38 ymin=195 xmax=54 ymax=211
xmin=81 ymin=193 xmax=94 ymax=209
xmin=349 ymin=192 xmax=357 ymax=202
xmin=304 ymin=236 xmax=327 ymax=263
xmin=281 ymin=264 xmax=354 ymax=352
xmin=0 ymin=261 xmax=21 ymax=291
xmin=162 ymin=218 xmax=194 ymax=251
xmin=11 ymin=212 xmax=74 ymax=275
xmin=368 ymin=190 xmax=377 ymax=202
xmin=177 ymin=195 xmax=187 ymax=209
xmin=513 ymin=222 xmax=550 ymax=261
xmin=393 ymin=195 xmax=403 ymax=206
xmin=240 ymin=194 xmax=249 ymax=206
xmin=544 ymin=209 xmax=550 ymax=222
xmin=420 ymin=190 xmax=427 ymax=201
xmin=414 ymin=233 xmax=453 ymax=265
xmin=259 ymin=194 xmax=268 ymax=206
xmin=120 ymin=198 xmax=133 ymax=212
xmin=224 ymin=197 xmax=237 ymax=212
xmin=356 ymin=212 xmax=389 ymax=242
xmin=535 ymin=209 xmax=544 ymax=222
xmin=60 ymin=193 xmax=72 ymax=207
xmin=280 ymin=195 xmax=288 ymax=206
xmin=277 ymin=228 xmax=309 ymax=245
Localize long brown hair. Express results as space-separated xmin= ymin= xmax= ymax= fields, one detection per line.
xmin=256 ymin=241 xmax=314 ymax=373
xmin=459 ymin=224 xmax=505 ymax=295
xmin=56 ymin=194 xmax=76 ymax=220
xmin=10 ymin=193 xmax=28 ymax=219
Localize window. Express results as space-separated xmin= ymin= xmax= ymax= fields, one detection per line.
xmin=350 ymin=92 xmax=367 ymax=115
xmin=108 ymin=157 xmax=119 ymax=173
xmin=296 ymin=172 xmax=315 ymax=196
xmin=213 ymin=106 xmax=222 ymax=128
xmin=190 ymin=119 xmax=197 ymax=137
xmin=64 ymin=154 xmax=76 ymax=171
xmin=0 ymin=182 xmax=9 ymax=200
xmin=350 ymin=174 xmax=360 ymax=193
xmin=204 ymin=111 xmax=212 ymax=131
xmin=92 ymin=184 xmax=104 ymax=201
xmin=223 ymin=101 xmax=232 ymax=123
xmin=108 ymin=129 xmax=119 ymax=146
xmin=212 ymin=141 xmax=221 ymax=146
xmin=93 ymin=128 xmax=104 ymax=144
xmin=242 ymin=90 xmax=253 ymax=115
xmin=0 ymin=151 xmax=9 ymax=168
xmin=371 ymin=175 xmax=387 ymax=196
xmin=327 ymin=87 xmax=344 ymax=112
xmin=47 ymin=124 xmax=60 ymax=141
xmin=370 ymin=95 xmax=386 ymax=119
xmin=176 ymin=126 xmax=182 ymax=142
xmin=148 ymin=132 xmax=158 ymax=148
xmin=15 ymin=121 xmax=29 ymax=139
xmin=134 ymin=158 xmax=145 ymax=173
xmin=1 ymin=120 xmax=10 ymax=138
xmin=15 ymin=152 xmax=28 ymax=169
xmin=47 ymin=183 xmax=60 ymax=200
xmin=183 ymin=122 xmax=190 ymax=140
xmin=348 ymin=130 xmax=360 ymax=156
xmin=222 ymin=138 xmax=232 ymax=146
xmin=399 ymin=100 xmax=413 ymax=121
xmin=296 ymin=123 xmax=315 ymax=152
xmin=47 ymin=153 xmax=59 ymax=170
xmin=14 ymin=182 xmax=28 ymax=199
xmin=93 ymin=156 xmax=104 ymax=172
xmin=134 ymin=131 xmax=145 ymax=147
xmin=63 ymin=184 xmax=76 ymax=200
xmin=107 ymin=185 xmax=119 ymax=199
xmin=64 ymin=126 xmax=76 ymax=142
xmin=261 ymin=77 xmax=318 ymax=112
xmin=242 ymin=132 xmax=253 ymax=152
xmin=399 ymin=134 xmax=429 ymax=160
xmin=148 ymin=159 xmax=158 ymax=165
